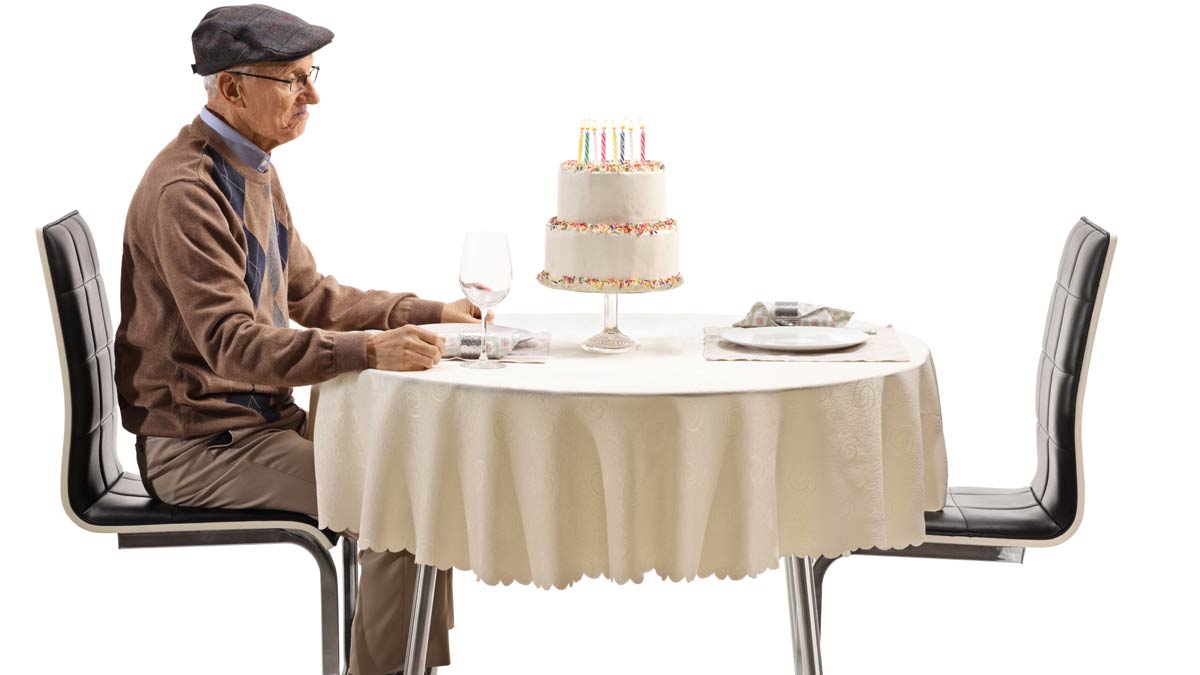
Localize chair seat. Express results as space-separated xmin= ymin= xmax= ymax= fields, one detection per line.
xmin=81 ymin=472 xmax=337 ymax=546
xmin=925 ymin=486 xmax=1063 ymax=540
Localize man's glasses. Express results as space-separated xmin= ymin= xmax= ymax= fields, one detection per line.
xmin=226 ymin=65 xmax=319 ymax=93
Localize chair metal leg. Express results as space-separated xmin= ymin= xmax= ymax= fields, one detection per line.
xmin=280 ymin=531 xmax=341 ymax=675
xmin=342 ymin=538 xmax=360 ymax=675
xmin=811 ymin=556 xmax=837 ymax=631
xmin=782 ymin=543 xmax=1023 ymax=674
xmin=119 ymin=529 xmax=341 ymax=675
xmin=403 ymin=563 xmax=439 ymax=675
xmin=785 ymin=556 xmax=824 ymax=675
xmin=306 ymin=535 xmax=343 ymax=675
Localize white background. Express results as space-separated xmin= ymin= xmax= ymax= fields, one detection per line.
xmin=1 ymin=0 xmax=1196 ymax=673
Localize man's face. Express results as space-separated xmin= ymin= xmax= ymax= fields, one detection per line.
xmin=214 ymin=54 xmax=320 ymax=151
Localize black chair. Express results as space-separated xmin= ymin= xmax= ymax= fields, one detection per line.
xmin=38 ymin=211 xmax=360 ymax=675
xmin=781 ymin=218 xmax=1117 ymax=675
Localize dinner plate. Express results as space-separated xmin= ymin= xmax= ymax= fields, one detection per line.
xmin=720 ymin=326 xmax=870 ymax=352
xmin=423 ymin=323 xmax=535 ymax=344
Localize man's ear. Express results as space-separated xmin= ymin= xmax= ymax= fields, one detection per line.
xmin=217 ymin=72 xmax=245 ymax=108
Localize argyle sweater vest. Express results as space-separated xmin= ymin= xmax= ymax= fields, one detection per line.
xmin=115 ymin=117 xmax=443 ymax=438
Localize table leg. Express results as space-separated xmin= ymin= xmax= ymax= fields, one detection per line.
xmin=785 ymin=556 xmax=823 ymax=675
xmin=403 ymin=562 xmax=438 ymax=675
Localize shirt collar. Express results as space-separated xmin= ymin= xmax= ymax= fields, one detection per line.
xmin=199 ymin=107 xmax=272 ymax=173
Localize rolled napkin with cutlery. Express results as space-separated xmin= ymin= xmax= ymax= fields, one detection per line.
xmin=733 ymin=301 xmax=853 ymax=328
xmin=443 ymin=332 xmax=520 ymax=360
xmin=420 ymin=323 xmax=551 ymax=363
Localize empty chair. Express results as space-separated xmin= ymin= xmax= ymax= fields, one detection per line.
xmin=783 ymin=217 xmax=1117 ymax=675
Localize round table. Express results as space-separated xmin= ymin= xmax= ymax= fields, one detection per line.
xmin=313 ymin=313 xmax=947 ymax=589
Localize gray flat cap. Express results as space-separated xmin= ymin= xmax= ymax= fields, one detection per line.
xmin=191 ymin=4 xmax=333 ymax=76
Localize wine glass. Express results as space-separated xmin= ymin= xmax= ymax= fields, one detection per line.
xmin=459 ymin=232 xmax=512 ymax=369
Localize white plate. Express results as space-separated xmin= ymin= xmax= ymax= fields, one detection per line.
xmin=423 ymin=323 xmax=534 ymax=344
xmin=720 ymin=326 xmax=870 ymax=352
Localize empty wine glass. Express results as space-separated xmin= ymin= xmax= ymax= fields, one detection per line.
xmin=459 ymin=232 xmax=512 ymax=369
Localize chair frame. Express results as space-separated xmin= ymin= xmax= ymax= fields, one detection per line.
xmin=777 ymin=229 xmax=1117 ymax=674
xmin=38 ymin=223 xmax=361 ymax=675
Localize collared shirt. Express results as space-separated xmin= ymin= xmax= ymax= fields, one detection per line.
xmin=199 ymin=107 xmax=271 ymax=173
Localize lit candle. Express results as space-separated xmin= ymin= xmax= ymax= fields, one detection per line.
xmin=600 ymin=119 xmax=607 ymax=163
xmin=619 ymin=119 xmax=626 ymax=164
xmin=609 ymin=122 xmax=616 ymax=163
xmin=591 ymin=120 xmax=598 ymax=164
xmin=577 ymin=120 xmax=584 ymax=163
xmin=628 ymin=119 xmax=634 ymax=164
xmin=640 ymin=119 xmax=646 ymax=164
xmin=583 ymin=119 xmax=591 ymax=164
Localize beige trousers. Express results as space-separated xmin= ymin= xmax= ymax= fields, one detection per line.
xmin=135 ymin=405 xmax=453 ymax=675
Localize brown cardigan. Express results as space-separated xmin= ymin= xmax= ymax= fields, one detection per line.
xmin=115 ymin=117 xmax=442 ymax=438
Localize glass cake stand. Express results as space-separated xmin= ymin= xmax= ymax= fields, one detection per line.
xmin=582 ymin=293 xmax=637 ymax=354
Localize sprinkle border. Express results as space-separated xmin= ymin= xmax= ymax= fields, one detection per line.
xmin=560 ymin=160 xmax=664 ymax=173
xmin=537 ymin=271 xmax=683 ymax=293
xmin=547 ymin=217 xmax=677 ymax=236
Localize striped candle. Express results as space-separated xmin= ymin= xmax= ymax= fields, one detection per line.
xmin=591 ymin=121 xmax=599 ymax=164
xmin=583 ymin=120 xmax=590 ymax=164
xmin=619 ymin=121 xmax=625 ymax=164
xmin=640 ymin=120 xmax=646 ymax=163
xmin=577 ymin=121 xmax=584 ymax=163
xmin=600 ymin=120 xmax=607 ymax=163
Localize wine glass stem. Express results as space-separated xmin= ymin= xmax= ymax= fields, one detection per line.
xmin=479 ymin=308 xmax=489 ymax=363
xmin=604 ymin=293 xmax=619 ymax=332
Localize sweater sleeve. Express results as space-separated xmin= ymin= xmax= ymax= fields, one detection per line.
xmin=286 ymin=223 xmax=445 ymax=330
xmin=152 ymin=181 xmax=370 ymax=385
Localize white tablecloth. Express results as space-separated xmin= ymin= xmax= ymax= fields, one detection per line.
xmin=313 ymin=314 xmax=947 ymax=589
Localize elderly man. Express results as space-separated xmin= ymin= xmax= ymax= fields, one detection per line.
xmin=114 ymin=5 xmax=468 ymax=674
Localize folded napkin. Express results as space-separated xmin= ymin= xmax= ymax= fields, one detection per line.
xmin=443 ymin=331 xmax=552 ymax=363
xmin=733 ymin=301 xmax=853 ymax=328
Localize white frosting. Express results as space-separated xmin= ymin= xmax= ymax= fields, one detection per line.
xmin=544 ymin=164 xmax=680 ymax=292
xmin=558 ymin=169 xmax=666 ymax=224
xmin=543 ymin=228 xmax=679 ymax=282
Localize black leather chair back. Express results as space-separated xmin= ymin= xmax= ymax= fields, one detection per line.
xmin=40 ymin=211 xmax=123 ymax=522
xmin=1031 ymin=217 xmax=1113 ymax=535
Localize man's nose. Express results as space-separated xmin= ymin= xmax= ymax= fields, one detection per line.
xmin=301 ymin=82 xmax=320 ymax=105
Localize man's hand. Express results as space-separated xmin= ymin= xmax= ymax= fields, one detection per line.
xmin=442 ymin=298 xmax=494 ymax=323
xmin=367 ymin=325 xmax=446 ymax=371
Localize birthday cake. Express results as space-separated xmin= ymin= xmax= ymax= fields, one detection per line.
xmin=537 ymin=121 xmax=682 ymax=293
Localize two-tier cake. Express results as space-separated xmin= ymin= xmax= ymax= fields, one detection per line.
xmin=537 ymin=160 xmax=682 ymax=292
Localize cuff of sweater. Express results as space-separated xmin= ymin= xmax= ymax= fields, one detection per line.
xmin=410 ymin=299 xmax=445 ymax=324
xmin=390 ymin=297 xmax=445 ymax=327
xmin=332 ymin=331 xmax=370 ymax=373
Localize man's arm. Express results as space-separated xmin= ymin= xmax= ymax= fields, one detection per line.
xmin=286 ymin=224 xmax=444 ymax=331
xmin=152 ymin=181 xmax=369 ymax=385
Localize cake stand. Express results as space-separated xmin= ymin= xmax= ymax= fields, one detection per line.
xmin=585 ymin=292 xmax=637 ymax=353
xmin=536 ymin=272 xmax=684 ymax=354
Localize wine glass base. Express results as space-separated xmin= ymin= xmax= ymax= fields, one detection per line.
xmin=461 ymin=359 xmax=505 ymax=369
xmin=581 ymin=328 xmax=638 ymax=354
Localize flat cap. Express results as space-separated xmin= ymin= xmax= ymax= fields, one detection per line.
xmin=191 ymin=4 xmax=333 ymax=76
